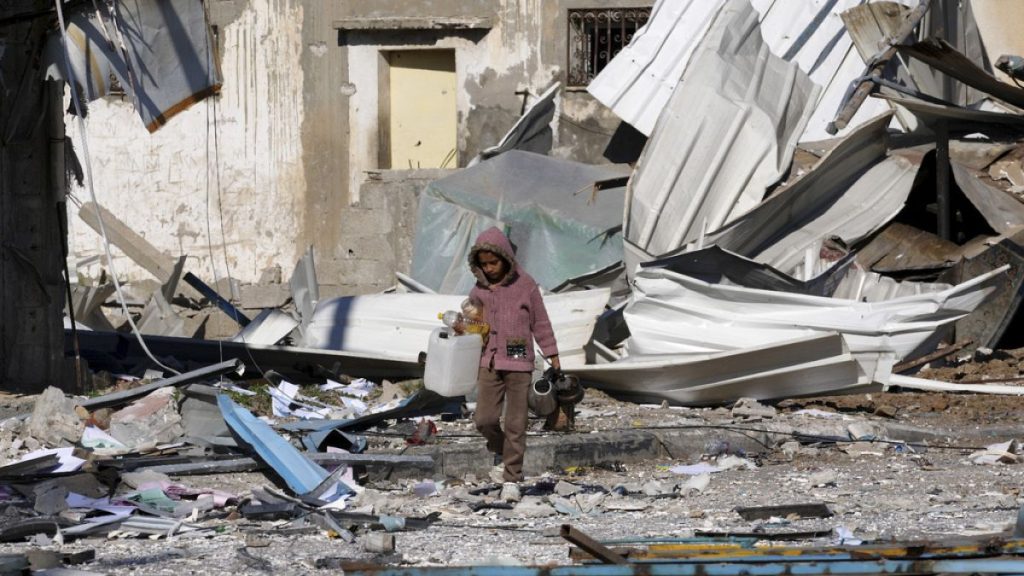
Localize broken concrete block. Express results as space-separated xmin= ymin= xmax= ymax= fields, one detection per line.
xmin=809 ymin=469 xmax=838 ymax=487
xmin=258 ymin=265 xmax=283 ymax=285
xmin=26 ymin=387 xmax=84 ymax=447
xmin=33 ymin=485 xmax=68 ymax=516
xmin=731 ymin=397 xmax=776 ymax=419
xmin=554 ymin=480 xmax=579 ymax=497
xmin=108 ymin=387 xmax=184 ymax=449
xmin=507 ymin=496 xmax=556 ymax=518
xmin=239 ymin=284 xmax=291 ymax=310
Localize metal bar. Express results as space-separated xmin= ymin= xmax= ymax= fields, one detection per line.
xmin=734 ymin=503 xmax=833 ymax=521
xmin=827 ymin=0 xmax=931 ymax=134
xmin=79 ymin=358 xmax=243 ymax=410
xmin=560 ymin=524 xmax=629 ymax=565
xmin=183 ymin=272 xmax=251 ymax=327
xmin=894 ymin=339 xmax=970 ymax=374
xmin=936 ymin=119 xmax=951 ymax=241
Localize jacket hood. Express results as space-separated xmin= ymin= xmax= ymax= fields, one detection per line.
xmin=468 ymin=227 xmax=518 ymax=286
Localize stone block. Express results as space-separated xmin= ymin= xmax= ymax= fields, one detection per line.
xmin=26 ymin=387 xmax=84 ymax=447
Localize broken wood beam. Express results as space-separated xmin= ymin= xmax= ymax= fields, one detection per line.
xmin=560 ymin=524 xmax=629 ymax=565
xmin=78 ymin=202 xmax=178 ymax=284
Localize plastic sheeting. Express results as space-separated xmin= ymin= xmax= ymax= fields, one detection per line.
xmin=410 ymin=151 xmax=629 ymax=293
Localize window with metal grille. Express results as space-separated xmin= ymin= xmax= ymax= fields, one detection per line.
xmin=567 ymin=8 xmax=651 ymax=88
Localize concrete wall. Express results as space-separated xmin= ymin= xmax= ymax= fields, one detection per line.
xmin=68 ymin=0 xmax=647 ymax=294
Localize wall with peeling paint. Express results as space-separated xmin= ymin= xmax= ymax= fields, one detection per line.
xmin=68 ymin=0 xmax=307 ymax=286
xmin=67 ymin=0 xmax=649 ymax=290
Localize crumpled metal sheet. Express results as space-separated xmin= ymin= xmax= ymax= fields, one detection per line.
xmin=44 ymin=0 xmax=221 ymax=132
xmin=588 ymin=0 xmax=908 ymax=141
xmin=623 ymin=0 xmax=820 ymax=267
xmin=705 ymin=113 xmax=921 ymax=277
xmin=621 ymin=264 xmax=1006 ymax=363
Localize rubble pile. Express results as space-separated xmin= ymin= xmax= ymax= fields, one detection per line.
xmin=14 ymin=0 xmax=1024 ymax=573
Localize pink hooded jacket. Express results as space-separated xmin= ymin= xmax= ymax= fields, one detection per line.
xmin=467 ymin=227 xmax=558 ymax=372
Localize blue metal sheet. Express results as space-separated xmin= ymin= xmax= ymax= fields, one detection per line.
xmin=217 ymin=395 xmax=350 ymax=499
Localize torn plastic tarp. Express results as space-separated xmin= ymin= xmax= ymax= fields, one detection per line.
xmin=218 ymin=396 xmax=352 ymax=502
xmin=410 ymin=151 xmax=629 ymax=293
xmin=473 ymin=83 xmax=560 ymax=164
xmin=43 ymin=0 xmax=221 ymax=132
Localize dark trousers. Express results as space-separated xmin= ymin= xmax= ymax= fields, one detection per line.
xmin=474 ymin=367 xmax=531 ymax=482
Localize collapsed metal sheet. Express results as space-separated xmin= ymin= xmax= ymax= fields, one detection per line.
xmin=588 ymin=0 xmax=905 ymax=141
xmin=878 ymin=94 xmax=1024 ymax=131
xmin=300 ymin=289 xmax=610 ymax=370
xmin=951 ymin=162 xmax=1024 ymax=235
xmin=410 ymin=151 xmax=628 ymax=293
xmin=586 ymin=0 xmax=725 ymax=137
xmin=623 ymin=0 xmax=820 ymax=268
xmin=856 ymin=222 xmax=960 ymax=273
xmin=705 ymin=113 xmax=921 ymax=276
xmin=621 ymin=264 xmax=1006 ymax=365
xmin=43 ymin=0 xmax=221 ymax=132
xmin=899 ymin=39 xmax=1024 ymax=111
xmin=570 ymin=333 xmax=879 ymax=407
xmin=641 ymin=245 xmax=854 ymax=297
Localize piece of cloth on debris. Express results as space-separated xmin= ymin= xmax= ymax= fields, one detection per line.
xmin=43 ymin=0 xmax=221 ymax=132
xmin=410 ymin=151 xmax=629 ymax=293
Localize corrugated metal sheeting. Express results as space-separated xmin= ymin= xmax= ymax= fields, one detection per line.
xmin=623 ymin=0 xmax=820 ymax=268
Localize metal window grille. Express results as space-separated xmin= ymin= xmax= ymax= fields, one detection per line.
xmin=567 ymin=8 xmax=650 ymax=88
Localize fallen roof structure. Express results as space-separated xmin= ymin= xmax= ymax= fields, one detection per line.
xmin=622 ymin=0 xmax=820 ymax=268
xmin=570 ymin=333 xmax=880 ymax=407
xmin=300 ymin=288 xmax=611 ymax=369
xmin=620 ymin=265 xmax=1006 ymax=366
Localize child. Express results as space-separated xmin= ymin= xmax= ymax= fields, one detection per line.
xmin=466 ymin=227 xmax=559 ymax=483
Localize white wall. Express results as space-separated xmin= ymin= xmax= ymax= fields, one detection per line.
xmin=68 ymin=0 xmax=307 ymax=285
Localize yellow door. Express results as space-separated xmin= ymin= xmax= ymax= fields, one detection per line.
xmin=387 ymin=50 xmax=457 ymax=169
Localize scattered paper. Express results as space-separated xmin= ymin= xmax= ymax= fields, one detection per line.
xmin=18 ymin=447 xmax=85 ymax=473
xmin=670 ymin=462 xmax=722 ymax=475
xmin=81 ymin=425 xmax=129 ymax=450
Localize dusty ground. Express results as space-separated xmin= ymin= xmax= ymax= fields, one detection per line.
xmin=3 ymin=352 xmax=1024 ymax=574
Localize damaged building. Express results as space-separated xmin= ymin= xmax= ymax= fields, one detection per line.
xmin=8 ymin=0 xmax=1024 ymax=573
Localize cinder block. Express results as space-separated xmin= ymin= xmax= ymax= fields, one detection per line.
xmin=239 ymin=284 xmax=291 ymax=309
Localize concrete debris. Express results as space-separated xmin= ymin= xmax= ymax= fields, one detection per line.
xmin=12 ymin=0 xmax=1024 ymax=573
xmin=26 ymin=387 xmax=85 ymax=447
xmin=731 ymin=398 xmax=777 ymax=419
xmin=108 ymin=388 xmax=184 ymax=450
